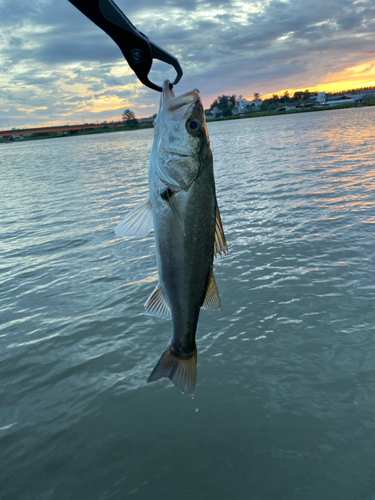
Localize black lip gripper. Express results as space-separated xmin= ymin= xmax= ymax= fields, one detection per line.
xmin=68 ymin=0 xmax=183 ymax=92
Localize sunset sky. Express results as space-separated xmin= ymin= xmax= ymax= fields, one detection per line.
xmin=1 ymin=0 xmax=375 ymax=128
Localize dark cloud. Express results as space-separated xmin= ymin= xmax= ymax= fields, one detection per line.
xmin=1 ymin=0 xmax=375 ymax=127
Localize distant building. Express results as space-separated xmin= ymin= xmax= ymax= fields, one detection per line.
xmin=309 ymin=92 xmax=326 ymax=105
xmin=360 ymin=89 xmax=375 ymax=99
xmin=307 ymin=91 xmax=363 ymax=107
xmin=233 ymin=97 xmax=262 ymax=115
xmin=205 ymin=107 xmax=223 ymax=119
xmin=325 ymin=93 xmax=363 ymax=106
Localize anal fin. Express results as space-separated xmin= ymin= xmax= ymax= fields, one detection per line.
xmin=202 ymin=271 xmax=221 ymax=310
xmin=115 ymin=198 xmax=153 ymax=237
xmin=144 ymin=286 xmax=171 ymax=320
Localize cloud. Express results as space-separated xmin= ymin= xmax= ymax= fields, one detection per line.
xmin=1 ymin=0 xmax=375 ymax=127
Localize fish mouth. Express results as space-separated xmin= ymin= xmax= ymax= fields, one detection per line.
xmin=162 ymin=80 xmax=200 ymax=120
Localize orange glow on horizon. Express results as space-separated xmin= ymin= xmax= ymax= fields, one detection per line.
xmin=10 ymin=58 xmax=375 ymax=129
xmin=254 ymin=59 xmax=375 ymax=100
xmin=261 ymin=78 xmax=375 ymax=100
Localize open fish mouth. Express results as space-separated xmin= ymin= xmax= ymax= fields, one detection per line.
xmin=161 ymin=80 xmax=200 ymax=120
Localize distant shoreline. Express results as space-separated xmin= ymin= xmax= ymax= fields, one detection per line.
xmin=2 ymin=102 xmax=373 ymax=144
xmin=0 ymin=123 xmax=154 ymax=143
xmin=206 ymin=102 xmax=374 ymax=123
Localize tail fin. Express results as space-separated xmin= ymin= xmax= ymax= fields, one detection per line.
xmin=147 ymin=346 xmax=197 ymax=394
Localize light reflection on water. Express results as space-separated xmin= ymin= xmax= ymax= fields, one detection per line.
xmin=1 ymin=108 xmax=375 ymax=499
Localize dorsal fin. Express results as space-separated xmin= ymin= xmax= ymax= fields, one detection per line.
xmin=202 ymin=271 xmax=221 ymax=310
xmin=144 ymin=286 xmax=171 ymax=320
xmin=115 ymin=198 xmax=153 ymax=237
xmin=214 ymin=204 xmax=228 ymax=257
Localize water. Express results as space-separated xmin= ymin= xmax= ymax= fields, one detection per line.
xmin=1 ymin=107 xmax=375 ymax=499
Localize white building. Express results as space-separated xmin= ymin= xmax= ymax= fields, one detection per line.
xmin=233 ymin=97 xmax=262 ymax=115
xmin=310 ymin=92 xmax=326 ymax=105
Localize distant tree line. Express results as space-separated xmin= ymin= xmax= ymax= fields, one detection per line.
xmin=208 ymin=85 xmax=375 ymax=115
xmin=209 ymin=93 xmax=262 ymax=116
xmin=122 ymin=84 xmax=375 ymax=126
xmin=210 ymin=95 xmax=237 ymax=116
xmin=329 ymin=85 xmax=375 ymax=96
xmin=260 ymin=90 xmax=317 ymax=111
xmin=208 ymin=91 xmax=314 ymax=115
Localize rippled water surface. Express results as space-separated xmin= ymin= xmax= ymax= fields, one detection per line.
xmin=1 ymin=107 xmax=375 ymax=499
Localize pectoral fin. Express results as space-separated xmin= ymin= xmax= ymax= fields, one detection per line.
xmin=202 ymin=271 xmax=221 ymax=310
xmin=115 ymin=198 xmax=153 ymax=237
xmin=160 ymin=187 xmax=184 ymax=231
xmin=144 ymin=286 xmax=172 ymax=320
xmin=214 ymin=204 xmax=228 ymax=257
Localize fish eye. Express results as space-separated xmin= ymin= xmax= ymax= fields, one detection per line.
xmin=189 ymin=120 xmax=199 ymax=130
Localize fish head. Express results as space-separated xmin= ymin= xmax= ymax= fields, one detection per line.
xmin=151 ymin=80 xmax=212 ymax=192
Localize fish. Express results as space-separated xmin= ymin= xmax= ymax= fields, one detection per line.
xmin=115 ymin=80 xmax=227 ymax=393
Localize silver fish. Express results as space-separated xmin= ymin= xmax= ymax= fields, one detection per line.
xmin=116 ymin=80 xmax=227 ymax=393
